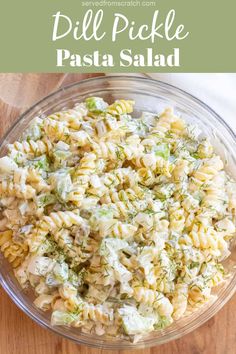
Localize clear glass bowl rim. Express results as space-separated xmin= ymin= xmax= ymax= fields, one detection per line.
xmin=0 ymin=75 xmax=236 ymax=350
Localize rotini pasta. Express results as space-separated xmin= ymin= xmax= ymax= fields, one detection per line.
xmin=106 ymin=99 xmax=135 ymax=115
xmin=8 ymin=138 xmax=52 ymax=157
xmin=0 ymin=180 xmax=36 ymax=199
xmin=0 ymin=230 xmax=28 ymax=267
xmin=171 ymin=283 xmax=188 ymax=320
xmin=40 ymin=209 xmax=84 ymax=232
xmin=133 ymin=287 xmax=173 ymax=317
xmin=0 ymin=97 xmax=235 ymax=342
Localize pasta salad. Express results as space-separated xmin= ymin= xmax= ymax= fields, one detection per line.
xmin=0 ymin=97 xmax=235 ymax=342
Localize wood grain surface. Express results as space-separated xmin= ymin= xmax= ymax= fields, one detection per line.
xmin=0 ymin=73 xmax=235 ymax=354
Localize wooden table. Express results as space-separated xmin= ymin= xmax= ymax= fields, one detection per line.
xmin=0 ymin=73 xmax=235 ymax=354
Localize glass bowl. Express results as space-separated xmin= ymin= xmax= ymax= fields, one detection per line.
xmin=0 ymin=76 xmax=236 ymax=350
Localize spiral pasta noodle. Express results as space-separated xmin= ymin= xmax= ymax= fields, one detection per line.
xmin=40 ymin=209 xmax=84 ymax=232
xmin=106 ymin=99 xmax=135 ymax=115
xmin=8 ymin=139 xmax=52 ymax=157
xmin=150 ymin=108 xmax=176 ymax=134
xmin=190 ymin=156 xmax=224 ymax=191
xmin=0 ymin=230 xmax=28 ymax=267
xmin=82 ymin=303 xmax=113 ymax=324
xmin=171 ymin=283 xmax=188 ymax=320
xmin=0 ymin=180 xmax=36 ymax=199
xmin=43 ymin=118 xmax=69 ymax=141
xmin=134 ymin=287 xmax=173 ymax=317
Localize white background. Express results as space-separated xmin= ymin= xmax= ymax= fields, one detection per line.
xmin=148 ymin=74 xmax=236 ymax=132
xmin=109 ymin=73 xmax=236 ymax=132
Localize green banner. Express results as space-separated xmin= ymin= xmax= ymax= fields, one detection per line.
xmin=0 ymin=0 xmax=236 ymax=72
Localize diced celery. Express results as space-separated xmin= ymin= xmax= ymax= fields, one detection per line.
xmin=154 ymin=143 xmax=170 ymax=160
xmin=29 ymin=155 xmax=50 ymax=171
xmin=154 ymin=183 xmax=175 ymax=199
xmin=119 ymin=306 xmax=155 ymax=335
xmin=85 ymin=97 xmax=108 ymax=113
xmin=50 ymin=170 xmax=72 ymax=202
xmin=0 ymin=156 xmax=18 ymax=174
xmin=53 ymin=149 xmax=72 ymax=167
xmin=51 ymin=311 xmax=78 ymax=326
xmin=36 ymin=193 xmax=57 ymax=207
xmin=23 ymin=117 xmax=42 ymax=141
xmin=154 ymin=315 xmax=173 ymax=329
xmin=53 ymin=262 xmax=69 ymax=282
